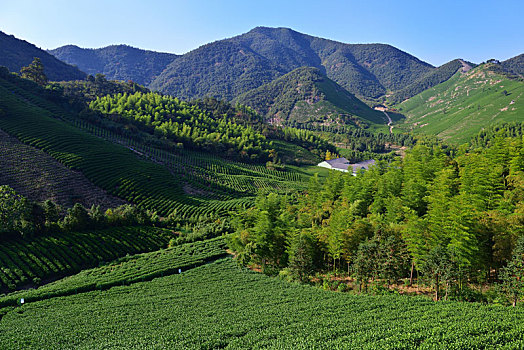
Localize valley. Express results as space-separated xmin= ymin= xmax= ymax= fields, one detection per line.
xmin=0 ymin=19 xmax=523 ymax=349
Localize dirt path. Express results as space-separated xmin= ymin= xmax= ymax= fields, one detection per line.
xmin=383 ymin=111 xmax=393 ymax=134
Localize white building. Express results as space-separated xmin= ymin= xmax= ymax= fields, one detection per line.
xmin=317 ymin=157 xmax=375 ymax=176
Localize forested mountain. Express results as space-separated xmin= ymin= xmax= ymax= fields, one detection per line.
xmin=149 ymin=26 xmax=434 ymax=102
xmin=0 ymin=30 xmax=85 ymax=81
xmin=388 ymin=59 xmax=475 ymax=105
xmin=501 ymin=53 xmax=524 ymax=77
xmin=396 ymin=63 xmax=524 ymax=143
xmin=234 ymin=67 xmax=386 ymax=129
xmin=48 ymin=44 xmax=179 ymax=85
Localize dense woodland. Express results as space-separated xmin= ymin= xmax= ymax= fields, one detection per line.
xmin=228 ymin=132 xmax=524 ymax=304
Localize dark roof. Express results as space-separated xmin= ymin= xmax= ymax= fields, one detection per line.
xmin=350 ymin=159 xmax=376 ymax=173
xmin=325 ymin=157 xmax=350 ymax=170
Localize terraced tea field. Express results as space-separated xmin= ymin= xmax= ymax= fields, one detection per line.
xmin=0 ymin=75 xmax=313 ymax=220
xmin=0 ymin=226 xmax=172 ymax=293
xmin=0 ymin=129 xmax=124 ymax=209
xmin=1 ymin=256 xmax=523 ymax=349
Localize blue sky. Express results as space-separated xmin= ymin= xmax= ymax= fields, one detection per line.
xmin=1 ymin=0 xmax=522 ymax=66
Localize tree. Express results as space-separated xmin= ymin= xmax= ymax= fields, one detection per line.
xmin=0 ymin=185 xmax=32 ymax=237
xmin=61 ymin=203 xmax=90 ymax=231
xmin=420 ymin=245 xmax=458 ymax=301
xmin=500 ymin=236 xmax=524 ymax=306
xmin=288 ymin=231 xmax=317 ymax=282
xmin=20 ymin=57 xmax=48 ymax=86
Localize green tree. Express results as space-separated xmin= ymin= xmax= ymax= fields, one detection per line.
xmin=288 ymin=231 xmax=317 ymax=282
xmin=62 ymin=203 xmax=91 ymax=231
xmin=0 ymin=185 xmax=32 ymax=237
xmin=500 ymin=236 xmax=524 ymax=306
xmin=20 ymin=57 xmax=48 ymax=86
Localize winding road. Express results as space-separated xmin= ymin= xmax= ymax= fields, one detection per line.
xmin=383 ymin=111 xmax=393 ymax=134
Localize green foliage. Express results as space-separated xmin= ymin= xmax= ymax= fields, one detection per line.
xmin=0 ymin=185 xmax=32 ymax=237
xmin=229 ymin=135 xmax=524 ymax=300
xmin=0 ymin=237 xmax=225 ymax=305
xmin=388 ymin=59 xmax=468 ymax=104
xmin=500 ymin=236 xmax=524 ymax=306
xmin=20 ymin=57 xmax=48 ymax=86
xmin=500 ymin=53 xmax=524 ymax=77
xmin=89 ymin=92 xmax=271 ymax=161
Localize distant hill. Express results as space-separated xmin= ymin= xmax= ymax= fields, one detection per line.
xmin=0 ymin=30 xmax=86 ymax=81
xmin=501 ymin=53 xmax=524 ymax=77
xmin=48 ymin=44 xmax=179 ymax=85
xmin=396 ymin=63 xmax=524 ymax=143
xmin=234 ymin=67 xmax=386 ymax=129
xmin=388 ymin=59 xmax=475 ymax=105
xmin=149 ymin=26 xmax=434 ymax=102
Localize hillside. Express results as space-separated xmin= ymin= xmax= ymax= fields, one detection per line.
xmin=388 ymin=59 xmax=474 ymax=105
xmin=234 ymin=67 xmax=386 ymax=129
xmin=0 ymin=129 xmax=124 ymax=210
xmin=48 ymin=45 xmax=179 ymax=85
xmin=0 ymin=31 xmax=85 ymax=81
xmin=0 ymin=69 xmax=329 ymax=221
xmin=501 ymin=53 xmax=524 ymax=77
xmin=395 ymin=63 xmax=524 ymax=143
xmin=149 ymin=26 xmax=434 ymax=102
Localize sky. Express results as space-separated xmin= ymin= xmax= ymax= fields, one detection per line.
xmin=1 ymin=0 xmax=523 ymax=66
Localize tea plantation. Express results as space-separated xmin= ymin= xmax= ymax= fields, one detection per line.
xmin=0 ymin=242 xmax=523 ymax=349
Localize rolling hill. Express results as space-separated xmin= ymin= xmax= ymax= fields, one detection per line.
xmin=234 ymin=66 xmax=386 ymax=129
xmin=0 ymin=30 xmax=85 ymax=81
xmin=501 ymin=53 xmax=524 ymax=77
xmin=148 ymin=26 xmax=435 ymax=102
xmin=395 ymin=63 xmax=524 ymax=143
xmin=388 ymin=59 xmax=475 ymax=105
xmin=48 ymin=44 xmax=179 ymax=85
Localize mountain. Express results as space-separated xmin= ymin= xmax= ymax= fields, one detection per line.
xmin=388 ymin=59 xmax=475 ymax=105
xmin=0 ymin=30 xmax=86 ymax=81
xmin=501 ymin=53 xmax=524 ymax=77
xmin=149 ymin=26 xmax=434 ymax=102
xmin=234 ymin=66 xmax=386 ymax=129
xmin=48 ymin=44 xmax=179 ymax=85
xmin=396 ymin=63 xmax=524 ymax=143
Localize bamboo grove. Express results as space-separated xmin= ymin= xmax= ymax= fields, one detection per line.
xmin=228 ymin=136 xmax=524 ymax=302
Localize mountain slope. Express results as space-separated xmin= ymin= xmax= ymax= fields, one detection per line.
xmin=234 ymin=66 xmax=386 ymax=129
xmin=501 ymin=53 xmax=524 ymax=77
xmin=388 ymin=59 xmax=474 ymax=104
xmin=396 ymin=63 xmax=524 ymax=143
xmin=0 ymin=31 xmax=86 ymax=81
xmin=0 ymin=129 xmax=125 ymax=210
xmin=149 ymin=26 xmax=434 ymax=102
xmin=48 ymin=44 xmax=179 ymax=85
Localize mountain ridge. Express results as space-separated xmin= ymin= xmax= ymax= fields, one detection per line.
xmin=0 ymin=30 xmax=86 ymax=81
xmin=48 ymin=44 xmax=179 ymax=85
xmin=149 ymin=26 xmax=435 ymax=102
